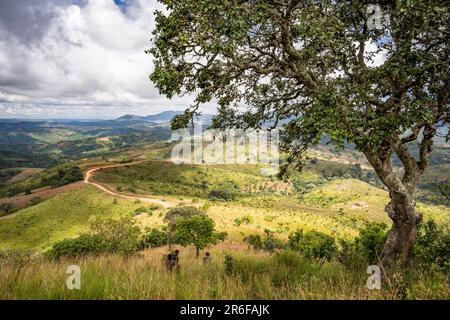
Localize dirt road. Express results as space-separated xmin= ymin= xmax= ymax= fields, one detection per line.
xmin=84 ymin=161 xmax=173 ymax=208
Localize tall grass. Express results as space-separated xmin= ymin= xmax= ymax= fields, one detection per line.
xmin=1 ymin=245 xmax=447 ymax=300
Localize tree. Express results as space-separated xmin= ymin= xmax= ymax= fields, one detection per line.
xmin=164 ymin=206 xmax=206 ymax=249
xmin=149 ymin=1 xmax=449 ymax=271
xmin=174 ymin=214 xmax=226 ymax=258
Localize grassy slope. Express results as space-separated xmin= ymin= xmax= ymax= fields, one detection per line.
xmin=0 ymin=186 xmax=164 ymax=251
xmin=1 ymin=162 xmax=447 ymax=251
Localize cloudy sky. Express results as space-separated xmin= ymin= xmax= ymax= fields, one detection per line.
xmin=0 ymin=0 xmax=201 ymax=119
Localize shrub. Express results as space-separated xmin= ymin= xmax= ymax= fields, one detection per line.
xmin=208 ymin=189 xmax=237 ymax=201
xmin=414 ymin=219 xmax=450 ymax=272
xmin=235 ymin=214 xmax=253 ymax=226
xmin=30 ymin=197 xmax=42 ymax=206
xmin=244 ymin=234 xmax=263 ymax=250
xmin=41 ymin=166 xmax=84 ymax=187
xmin=287 ymin=230 xmax=337 ymax=262
xmin=0 ymin=203 xmax=14 ymax=214
xmin=336 ymin=238 xmax=367 ymax=269
xmin=355 ymin=222 xmax=388 ymax=264
xmin=224 ymin=254 xmax=234 ymax=275
xmin=48 ymin=217 xmax=141 ymax=259
xmin=148 ymin=204 xmax=161 ymax=211
xmin=244 ymin=229 xmax=284 ymax=252
xmin=47 ymin=234 xmax=106 ymax=259
xmin=142 ymin=228 xmax=168 ymax=248
xmin=336 ymin=222 xmax=388 ymax=267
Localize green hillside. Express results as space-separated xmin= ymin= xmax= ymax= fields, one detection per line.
xmin=1 ymin=163 xmax=447 ymax=251
xmin=0 ymin=186 xmax=149 ymax=250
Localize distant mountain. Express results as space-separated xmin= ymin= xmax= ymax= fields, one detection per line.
xmin=115 ymin=111 xmax=214 ymax=123
xmin=115 ymin=114 xmax=147 ymax=121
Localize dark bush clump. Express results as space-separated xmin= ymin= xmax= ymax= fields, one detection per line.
xmin=287 ymin=230 xmax=337 ymax=262
xmin=414 ymin=219 xmax=450 ymax=272
xmin=142 ymin=228 xmax=168 ymax=248
xmin=208 ymin=189 xmax=237 ymax=201
xmin=47 ymin=217 xmax=141 ymax=259
xmin=244 ymin=229 xmax=284 ymax=252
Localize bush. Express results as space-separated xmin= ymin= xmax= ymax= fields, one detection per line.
xmin=244 ymin=229 xmax=284 ymax=252
xmin=287 ymin=230 xmax=337 ymax=262
xmin=48 ymin=217 xmax=141 ymax=259
xmin=142 ymin=228 xmax=168 ymax=248
xmin=0 ymin=203 xmax=14 ymax=214
xmin=208 ymin=189 xmax=237 ymax=201
xmin=234 ymin=215 xmax=253 ymax=226
xmin=355 ymin=222 xmax=388 ymax=264
xmin=244 ymin=234 xmax=263 ymax=250
xmin=414 ymin=219 xmax=450 ymax=272
xmin=47 ymin=234 xmax=106 ymax=259
xmin=224 ymin=254 xmax=234 ymax=275
xmin=30 ymin=196 xmax=42 ymax=206
xmin=336 ymin=222 xmax=388 ymax=267
xmin=41 ymin=166 xmax=84 ymax=188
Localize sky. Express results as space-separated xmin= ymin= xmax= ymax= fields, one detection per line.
xmin=0 ymin=0 xmax=387 ymax=120
xmin=0 ymin=0 xmax=203 ymax=119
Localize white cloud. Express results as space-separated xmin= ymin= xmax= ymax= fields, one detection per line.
xmin=0 ymin=0 xmax=209 ymax=119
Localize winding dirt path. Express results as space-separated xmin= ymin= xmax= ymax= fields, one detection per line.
xmin=84 ymin=161 xmax=173 ymax=208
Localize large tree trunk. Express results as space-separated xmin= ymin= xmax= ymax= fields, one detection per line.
xmin=363 ymin=147 xmax=425 ymax=272
xmin=380 ymin=188 xmax=421 ymax=270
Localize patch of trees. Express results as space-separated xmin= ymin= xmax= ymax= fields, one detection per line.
xmin=48 ymin=207 xmax=228 ymax=260
xmin=244 ymin=221 xmax=449 ymax=273
xmin=41 ymin=166 xmax=84 ymax=188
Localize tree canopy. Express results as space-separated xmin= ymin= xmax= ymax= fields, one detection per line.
xmin=149 ymin=0 xmax=449 ymax=269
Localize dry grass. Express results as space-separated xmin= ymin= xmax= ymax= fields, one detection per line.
xmin=1 ymin=243 xmax=448 ymax=300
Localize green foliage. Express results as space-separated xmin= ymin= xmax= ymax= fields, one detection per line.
xmin=243 ymin=234 xmax=263 ymax=250
xmin=174 ymin=214 xmax=226 ymax=256
xmin=355 ymin=222 xmax=388 ymax=264
xmin=47 ymin=217 xmax=141 ymax=259
xmin=141 ymin=228 xmax=168 ymax=248
xmin=234 ymin=214 xmax=253 ymax=226
xmin=0 ymin=168 xmax=21 ymax=183
xmin=208 ymin=189 xmax=237 ymax=201
xmin=41 ymin=166 xmax=83 ymax=188
xmin=414 ymin=219 xmax=450 ymax=272
xmin=164 ymin=206 xmax=205 ymax=229
xmin=336 ymin=222 xmax=388 ymax=267
xmin=134 ymin=206 xmax=154 ymax=215
xmin=47 ymin=234 xmax=106 ymax=259
xmin=438 ymin=180 xmax=450 ymax=199
xmin=224 ymin=254 xmax=234 ymax=276
xmin=29 ymin=196 xmax=42 ymax=206
xmin=287 ymin=230 xmax=337 ymax=262
xmin=244 ymin=229 xmax=284 ymax=252
xmin=0 ymin=203 xmax=15 ymax=216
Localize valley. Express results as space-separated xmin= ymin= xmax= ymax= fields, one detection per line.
xmin=0 ymin=114 xmax=448 ymax=300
